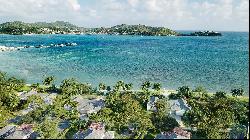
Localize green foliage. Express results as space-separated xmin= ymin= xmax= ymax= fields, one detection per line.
xmin=34 ymin=117 xmax=60 ymax=139
xmin=183 ymin=93 xmax=249 ymax=139
xmin=103 ymin=24 xmax=178 ymax=36
xmin=0 ymin=102 xmax=13 ymax=128
xmin=0 ymin=71 xmax=25 ymax=110
xmin=90 ymin=92 xmax=154 ymax=139
xmin=141 ymin=81 xmax=151 ymax=91
xmin=152 ymin=83 xmax=161 ymax=91
xmin=168 ymin=92 xmax=181 ymax=100
xmin=215 ymin=91 xmax=227 ymax=98
xmin=0 ymin=21 xmax=81 ymax=35
xmin=231 ymin=88 xmax=244 ymax=97
xmin=99 ymin=83 xmax=106 ymax=90
xmin=60 ymin=78 xmax=92 ymax=97
xmin=151 ymin=98 xmax=179 ymax=132
xmin=177 ymin=86 xmax=193 ymax=99
xmin=125 ymin=83 xmax=133 ymax=90
xmin=43 ymin=76 xmax=55 ymax=86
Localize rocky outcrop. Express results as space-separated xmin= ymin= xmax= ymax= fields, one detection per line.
xmin=178 ymin=31 xmax=222 ymax=36
xmin=0 ymin=46 xmax=18 ymax=52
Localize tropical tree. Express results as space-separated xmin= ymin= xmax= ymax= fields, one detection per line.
xmin=125 ymin=83 xmax=133 ymax=91
xmin=152 ymin=83 xmax=161 ymax=91
xmin=98 ymin=83 xmax=106 ymax=90
xmin=215 ymin=91 xmax=227 ymax=98
xmin=177 ymin=86 xmax=192 ymax=98
xmin=231 ymin=88 xmax=244 ymax=97
xmin=34 ymin=118 xmax=60 ymax=139
xmin=113 ymin=81 xmax=125 ymax=91
xmin=141 ymin=81 xmax=151 ymax=91
xmin=43 ymin=76 xmax=55 ymax=86
xmin=106 ymin=86 xmax=112 ymax=92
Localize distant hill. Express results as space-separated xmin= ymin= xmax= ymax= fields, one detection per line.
xmin=0 ymin=21 xmax=82 ymax=35
xmin=88 ymin=24 xmax=178 ymax=36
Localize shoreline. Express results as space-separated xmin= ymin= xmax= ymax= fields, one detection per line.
xmin=23 ymin=84 xmax=249 ymax=98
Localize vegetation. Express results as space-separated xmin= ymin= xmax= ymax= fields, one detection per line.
xmin=88 ymin=24 xmax=178 ymax=36
xmin=0 ymin=21 xmax=178 ymax=36
xmin=0 ymin=71 xmax=248 ymax=139
xmin=0 ymin=21 xmax=82 ymax=35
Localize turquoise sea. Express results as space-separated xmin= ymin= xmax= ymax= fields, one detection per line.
xmin=0 ymin=32 xmax=249 ymax=94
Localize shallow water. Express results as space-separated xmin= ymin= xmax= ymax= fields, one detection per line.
xmin=0 ymin=32 xmax=249 ymax=94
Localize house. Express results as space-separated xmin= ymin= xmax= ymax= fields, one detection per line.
xmin=0 ymin=125 xmax=16 ymax=139
xmin=155 ymin=127 xmax=191 ymax=139
xmin=0 ymin=124 xmax=35 ymax=139
xmin=57 ymin=120 xmax=71 ymax=132
xmin=44 ymin=93 xmax=58 ymax=105
xmin=73 ymin=96 xmax=105 ymax=120
xmin=147 ymin=96 xmax=159 ymax=111
xmin=168 ymin=98 xmax=191 ymax=127
xmin=73 ymin=122 xmax=115 ymax=139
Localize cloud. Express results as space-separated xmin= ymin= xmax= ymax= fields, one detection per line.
xmin=68 ymin=0 xmax=81 ymax=11
xmin=0 ymin=0 xmax=248 ymax=31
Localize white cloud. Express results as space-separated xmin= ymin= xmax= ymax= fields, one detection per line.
xmin=0 ymin=0 xmax=248 ymax=31
xmin=68 ymin=0 xmax=81 ymax=11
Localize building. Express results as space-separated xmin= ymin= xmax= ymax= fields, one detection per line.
xmin=0 ymin=124 xmax=36 ymax=139
xmin=155 ymin=127 xmax=191 ymax=139
xmin=147 ymin=96 xmax=159 ymax=111
xmin=70 ymin=95 xmax=105 ymax=121
xmin=168 ymin=98 xmax=191 ymax=127
xmin=73 ymin=122 xmax=115 ymax=139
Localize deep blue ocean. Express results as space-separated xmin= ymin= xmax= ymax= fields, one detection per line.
xmin=0 ymin=32 xmax=249 ymax=94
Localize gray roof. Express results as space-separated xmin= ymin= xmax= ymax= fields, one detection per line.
xmin=73 ymin=129 xmax=115 ymax=139
xmin=58 ymin=120 xmax=71 ymax=132
xmin=0 ymin=125 xmax=16 ymax=139
xmin=5 ymin=129 xmax=33 ymax=139
xmin=74 ymin=97 xmax=105 ymax=115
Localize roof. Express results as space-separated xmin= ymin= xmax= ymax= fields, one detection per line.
xmin=156 ymin=127 xmax=191 ymax=139
xmin=103 ymin=131 xmax=115 ymax=139
xmin=74 ymin=97 xmax=104 ymax=115
xmin=2 ymin=124 xmax=34 ymax=139
xmin=172 ymin=127 xmax=191 ymax=138
xmin=169 ymin=99 xmax=191 ymax=112
xmin=58 ymin=120 xmax=70 ymax=132
xmin=0 ymin=125 xmax=16 ymax=139
xmin=147 ymin=96 xmax=159 ymax=111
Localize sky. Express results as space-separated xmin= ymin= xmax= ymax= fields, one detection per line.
xmin=0 ymin=0 xmax=249 ymax=31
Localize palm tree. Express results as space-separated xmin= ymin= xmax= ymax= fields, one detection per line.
xmin=125 ymin=83 xmax=133 ymax=91
xmin=141 ymin=81 xmax=151 ymax=91
xmin=152 ymin=83 xmax=161 ymax=91
xmin=231 ymin=88 xmax=244 ymax=97
xmin=43 ymin=76 xmax=55 ymax=86
xmin=98 ymin=83 xmax=106 ymax=90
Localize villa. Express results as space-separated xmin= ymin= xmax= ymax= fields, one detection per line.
xmin=168 ymin=98 xmax=191 ymax=127
xmin=0 ymin=124 xmax=36 ymax=139
xmin=73 ymin=122 xmax=115 ymax=139
xmin=147 ymin=96 xmax=159 ymax=111
xmin=155 ymin=127 xmax=191 ymax=139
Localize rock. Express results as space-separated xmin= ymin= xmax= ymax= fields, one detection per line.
xmin=0 ymin=46 xmax=18 ymax=52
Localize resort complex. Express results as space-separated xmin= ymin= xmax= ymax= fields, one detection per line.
xmin=0 ymin=72 xmax=249 ymax=139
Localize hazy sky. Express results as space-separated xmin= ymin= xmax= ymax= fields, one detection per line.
xmin=0 ymin=0 xmax=249 ymax=31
